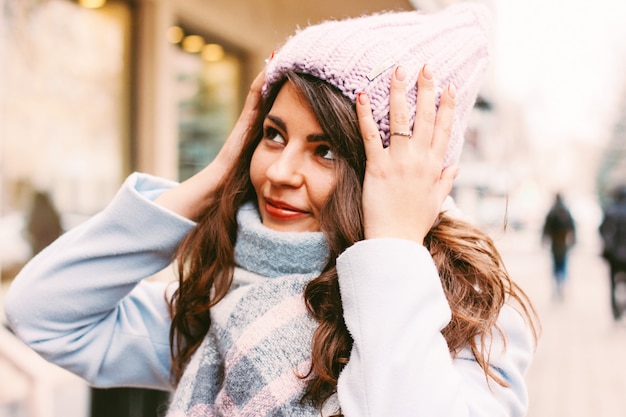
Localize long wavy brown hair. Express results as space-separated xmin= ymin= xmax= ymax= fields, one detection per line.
xmin=169 ymin=71 xmax=539 ymax=410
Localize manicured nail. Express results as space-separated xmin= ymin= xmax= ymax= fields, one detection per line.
xmin=422 ymin=64 xmax=433 ymax=80
xmin=395 ymin=66 xmax=407 ymax=81
xmin=448 ymin=83 xmax=456 ymax=99
xmin=357 ymin=91 xmax=369 ymax=105
xmin=264 ymin=50 xmax=276 ymax=64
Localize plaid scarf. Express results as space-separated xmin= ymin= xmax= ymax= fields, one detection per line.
xmin=166 ymin=203 xmax=340 ymax=416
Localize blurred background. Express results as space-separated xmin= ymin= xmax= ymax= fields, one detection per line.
xmin=1 ymin=0 xmax=625 ymax=416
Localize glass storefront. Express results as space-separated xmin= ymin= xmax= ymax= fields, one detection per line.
xmin=1 ymin=2 xmax=132 ymax=414
xmin=0 ymin=0 xmax=132 ymax=281
xmin=168 ymin=26 xmax=242 ymax=181
xmin=0 ymin=2 xmax=245 ymax=415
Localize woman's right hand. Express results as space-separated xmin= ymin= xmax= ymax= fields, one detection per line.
xmin=155 ymin=69 xmax=266 ymax=220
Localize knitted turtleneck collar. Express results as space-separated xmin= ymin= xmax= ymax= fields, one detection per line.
xmin=234 ymin=202 xmax=330 ymax=278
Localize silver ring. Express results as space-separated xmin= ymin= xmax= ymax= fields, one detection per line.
xmin=390 ymin=131 xmax=412 ymax=138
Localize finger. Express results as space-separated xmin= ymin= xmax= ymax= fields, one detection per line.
xmin=356 ymin=92 xmax=384 ymax=164
xmin=218 ymin=69 xmax=267 ymax=163
xmin=431 ymin=83 xmax=456 ymax=163
xmin=437 ymin=165 xmax=460 ymax=205
xmin=242 ymin=69 xmax=266 ymax=114
xmin=229 ymin=69 xmax=266 ymax=141
xmin=412 ymin=64 xmax=436 ymax=150
xmin=388 ymin=66 xmax=412 ymax=151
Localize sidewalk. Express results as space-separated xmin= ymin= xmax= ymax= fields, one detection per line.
xmin=494 ymin=226 xmax=626 ymax=417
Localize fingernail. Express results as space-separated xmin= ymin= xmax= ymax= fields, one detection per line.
xmin=422 ymin=64 xmax=433 ymax=80
xmin=395 ymin=66 xmax=407 ymax=81
xmin=447 ymin=83 xmax=456 ymax=99
xmin=357 ymin=91 xmax=369 ymax=105
xmin=264 ymin=50 xmax=276 ymax=64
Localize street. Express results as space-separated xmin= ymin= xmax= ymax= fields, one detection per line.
xmin=495 ymin=225 xmax=626 ymax=417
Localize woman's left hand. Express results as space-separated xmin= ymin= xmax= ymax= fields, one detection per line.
xmin=357 ymin=64 xmax=459 ymax=244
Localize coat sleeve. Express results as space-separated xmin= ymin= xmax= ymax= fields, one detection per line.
xmin=336 ymin=239 xmax=534 ymax=417
xmin=4 ymin=173 xmax=196 ymax=391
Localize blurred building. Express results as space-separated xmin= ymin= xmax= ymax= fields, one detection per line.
xmin=411 ymin=0 xmax=537 ymax=230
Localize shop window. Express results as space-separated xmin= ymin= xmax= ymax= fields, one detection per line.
xmin=167 ymin=26 xmax=242 ymax=181
xmin=0 ymin=0 xmax=132 ymax=281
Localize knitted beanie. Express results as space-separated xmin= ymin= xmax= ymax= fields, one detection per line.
xmin=264 ymin=3 xmax=492 ymax=167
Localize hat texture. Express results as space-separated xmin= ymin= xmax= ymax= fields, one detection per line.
xmin=264 ymin=3 xmax=492 ymax=167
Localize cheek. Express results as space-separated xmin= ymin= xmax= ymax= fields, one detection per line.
xmin=249 ymin=148 xmax=266 ymax=194
xmin=310 ymin=171 xmax=338 ymax=211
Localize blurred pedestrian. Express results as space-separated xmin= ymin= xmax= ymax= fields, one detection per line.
xmin=542 ymin=192 xmax=576 ymax=300
xmin=24 ymin=190 xmax=63 ymax=257
xmin=599 ymin=185 xmax=626 ymax=321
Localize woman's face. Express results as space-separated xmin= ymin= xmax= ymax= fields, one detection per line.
xmin=250 ymin=81 xmax=337 ymax=232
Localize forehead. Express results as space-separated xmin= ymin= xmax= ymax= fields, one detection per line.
xmin=272 ymin=81 xmax=309 ymax=108
xmin=268 ymin=82 xmax=322 ymax=129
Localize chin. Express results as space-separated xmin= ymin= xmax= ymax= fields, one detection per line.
xmin=262 ymin=218 xmax=320 ymax=233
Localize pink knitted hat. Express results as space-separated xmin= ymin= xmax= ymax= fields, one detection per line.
xmin=264 ymin=3 xmax=492 ymax=167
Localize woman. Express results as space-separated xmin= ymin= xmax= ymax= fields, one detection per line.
xmin=5 ymin=4 xmax=538 ymax=417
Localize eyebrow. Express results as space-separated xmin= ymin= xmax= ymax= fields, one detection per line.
xmin=266 ymin=114 xmax=330 ymax=143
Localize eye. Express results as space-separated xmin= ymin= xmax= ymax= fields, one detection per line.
xmin=315 ymin=144 xmax=336 ymax=161
xmin=263 ymin=126 xmax=285 ymax=145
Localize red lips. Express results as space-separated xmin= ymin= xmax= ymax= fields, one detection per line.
xmin=264 ymin=198 xmax=308 ymax=220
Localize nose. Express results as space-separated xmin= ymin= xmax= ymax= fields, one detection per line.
xmin=265 ymin=146 xmax=304 ymax=188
